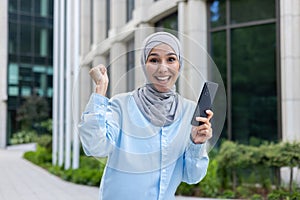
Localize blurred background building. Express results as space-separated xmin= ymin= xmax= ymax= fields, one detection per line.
xmin=0 ymin=0 xmax=53 ymax=148
xmin=0 ymin=0 xmax=299 ymax=181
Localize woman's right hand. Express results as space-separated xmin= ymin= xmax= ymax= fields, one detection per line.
xmin=89 ymin=64 xmax=109 ymax=96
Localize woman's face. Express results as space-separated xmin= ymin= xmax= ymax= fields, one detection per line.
xmin=145 ymin=43 xmax=180 ymax=92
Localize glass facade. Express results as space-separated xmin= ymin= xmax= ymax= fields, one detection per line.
xmin=209 ymin=0 xmax=279 ymax=143
xmin=126 ymin=0 xmax=134 ymax=22
xmin=106 ymin=0 xmax=110 ymax=38
xmin=126 ymin=39 xmax=135 ymax=91
xmin=7 ymin=0 xmax=53 ymax=141
xmin=155 ymin=12 xmax=178 ymax=35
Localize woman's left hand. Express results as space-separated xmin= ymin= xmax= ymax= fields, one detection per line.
xmin=191 ymin=110 xmax=213 ymax=144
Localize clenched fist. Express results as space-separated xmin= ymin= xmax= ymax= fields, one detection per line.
xmin=89 ymin=64 xmax=109 ymax=96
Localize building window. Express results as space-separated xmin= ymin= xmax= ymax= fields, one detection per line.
xmin=7 ymin=0 xmax=54 ymax=139
xmin=208 ymin=0 xmax=279 ymax=143
xmin=126 ymin=39 xmax=135 ymax=91
xmin=126 ymin=0 xmax=134 ymax=22
xmin=155 ymin=12 xmax=178 ymax=34
xmin=90 ymin=0 xmax=94 ymax=45
xmin=106 ymin=0 xmax=110 ymax=38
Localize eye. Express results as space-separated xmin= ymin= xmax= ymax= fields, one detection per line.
xmin=149 ymin=58 xmax=159 ymax=64
xmin=168 ymin=57 xmax=177 ymax=63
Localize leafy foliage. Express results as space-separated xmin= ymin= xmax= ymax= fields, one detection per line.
xmin=10 ymin=120 xmax=52 ymax=145
xmin=10 ymin=130 xmax=37 ymax=145
xmin=23 ymin=140 xmax=300 ymax=199
xmin=24 ymin=145 xmax=105 ymax=186
xmin=16 ymin=94 xmax=49 ymax=131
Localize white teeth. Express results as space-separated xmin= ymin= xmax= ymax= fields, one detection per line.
xmin=156 ymin=76 xmax=169 ymax=81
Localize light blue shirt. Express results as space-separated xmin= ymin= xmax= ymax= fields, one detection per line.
xmin=78 ymin=92 xmax=209 ymax=200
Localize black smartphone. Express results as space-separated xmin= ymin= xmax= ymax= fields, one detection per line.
xmin=191 ymin=81 xmax=218 ymax=126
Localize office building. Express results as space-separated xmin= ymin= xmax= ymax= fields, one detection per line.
xmin=0 ymin=0 xmax=54 ymax=148
xmin=1 ymin=0 xmax=299 ymax=183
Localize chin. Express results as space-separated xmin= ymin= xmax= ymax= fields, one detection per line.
xmin=154 ymin=85 xmax=172 ymax=93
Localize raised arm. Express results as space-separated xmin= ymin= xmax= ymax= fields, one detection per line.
xmin=78 ymin=64 xmax=117 ymax=157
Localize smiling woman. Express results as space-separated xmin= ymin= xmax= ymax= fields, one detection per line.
xmin=145 ymin=44 xmax=180 ymax=93
xmin=78 ymin=32 xmax=214 ymax=200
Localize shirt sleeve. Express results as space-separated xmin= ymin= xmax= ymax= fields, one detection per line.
xmin=78 ymin=93 xmax=118 ymax=157
xmin=182 ymin=139 xmax=209 ymax=184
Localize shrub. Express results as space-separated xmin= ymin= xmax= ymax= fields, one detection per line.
xmin=35 ymin=134 xmax=52 ymax=151
xmin=220 ymin=189 xmax=236 ymax=198
xmin=250 ymin=194 xmax=263 ymax=200
xmin=176 ymin=182 xmax=195 ymax=196
xmin=10 ymin=130 xmax=37 ymax=145
xmin=23 ymin=146 xmax=105 ymax=187
xmin=23 ymin=145 xmax=52 ymax=166
xmin=197 ymin=159 xmax=221 ymax=197
xmin=16 ymin=94 xmax=49 ymax=131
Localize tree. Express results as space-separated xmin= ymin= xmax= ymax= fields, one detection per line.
xmin=16 ymin=94 xmax=50 ymax=132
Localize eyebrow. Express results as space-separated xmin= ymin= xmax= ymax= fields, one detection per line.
xmin=148 ymin=52 xmax=177 ymax=57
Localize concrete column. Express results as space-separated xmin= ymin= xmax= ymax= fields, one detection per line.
xmin=92 ymin=0 xmax=106 ymax=49
xmin=183 ymin=0 xmax=208 ymax=101
xmin=110 ymin=42 xmax=127 ymax=95
xmin=134 ymin=0 xmax=153 ymax=21
xmin=134 ymin=0 xmax=153 ymax=8
xmin=110 ymin=0 xmax=126 ymax=37
xmin=58 ymin=0 xmax=66 ymax=167
xmin=280 ymin=0 xmax=300 ymax=142
xmin=90 ymin=0 xmax=107 ymax=97
xmin=0 ymin=0 xmax=8 ymax=149
xmin=134 ymin=24 xmax=154 ymax=88
xmin=280 ymin=0 xmax=300 ymax=184
xmin=72 ymin=0 xmax=81 ymax=170
xmin=52 ymin=0 xmax=60 ymax=165
xmin=177 ymin=0 xmax=190 ymax=99
xmin=81 ymin=0 xmax=91 ymax=57
xmin=65 ymin=0 xmax=74 ymax=170
xmin=80 ymin=0 xmax=92 ymax=112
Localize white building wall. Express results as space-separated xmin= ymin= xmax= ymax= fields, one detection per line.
xmin=0 ymin=0 xmax=8 ymax=149
xmin=179 ymin=0 xmax=208 ymax=101
xmin=80 ymin=0 xmax=92 ymax=112
xmin=280 ymin=0 xmax=300 ymax=142
xmin=280 ymin=0 xmax=300 ymax=184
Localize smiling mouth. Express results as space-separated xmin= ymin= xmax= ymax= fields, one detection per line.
xmin=155 ymin=76 xmax=171 ymax=82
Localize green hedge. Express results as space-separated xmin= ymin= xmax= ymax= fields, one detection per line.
xmin=23 ymin=145 xmax=105 ymax=186
xmin=217 ymin=141 xmax=300 ymax=192
xmin=24 ymin=140 xmax=300 ymax=199
xmin=177 ymin=140 xmax=300 ymax=199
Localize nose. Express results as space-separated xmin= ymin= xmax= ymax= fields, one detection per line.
xmin=157 ymin=62 xmax=168 ymax=73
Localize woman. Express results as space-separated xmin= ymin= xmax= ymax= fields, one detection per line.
xmin=78 ymin=32 xmax=213 ymax=200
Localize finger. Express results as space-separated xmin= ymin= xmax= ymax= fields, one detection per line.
xmin=195 ymin=116 xmax=209 ymax=124
xmin=89 ymin=67 xmax=102 ymax=82
xmin=98 ymin=64 xmax=107 ymax=74
xmin=197 ymin=129 xmax=209 ymax=135
xmin=197 ymin=123 xmax=211 ymax=131
xmin=206 ymin=110 xmax=214 ymax=120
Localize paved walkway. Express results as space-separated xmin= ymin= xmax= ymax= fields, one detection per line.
xmin=0 ymin=144 xmax=99 ymax=200
xmin=0 ymin=144 xmax=219 ymax=200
